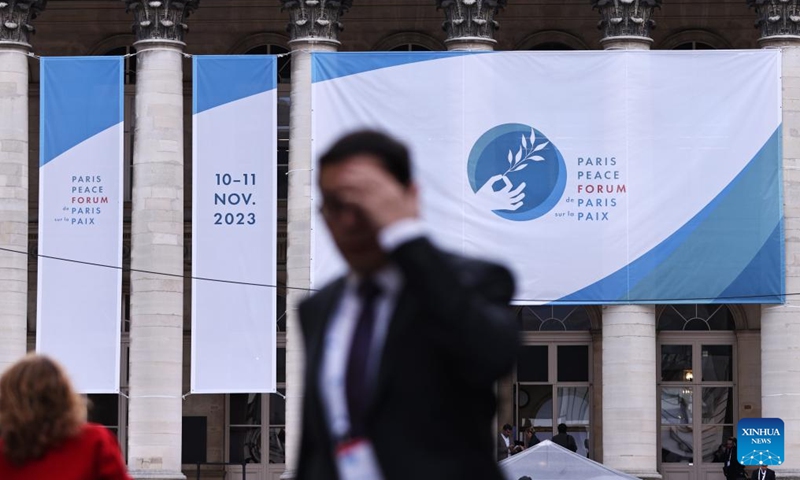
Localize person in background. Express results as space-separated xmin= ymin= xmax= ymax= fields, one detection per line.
xmin=722 ymin=437 xmax=746 ymax=480
xmin=751 ymin=465 xmax=776 ymax=480
xmin=0 ymin=354 xmax=131 ymax=480
xmin=524 ymin=426 xmax=540 ymax=449
xmin=551 ymin=423 xmax=578 ymax=452
xmin=498 ymin=424 xmax=523 ymax=459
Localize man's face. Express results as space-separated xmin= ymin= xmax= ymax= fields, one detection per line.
xmin=503 ymin=428 xmax=512 ymax=437
xmin=319 ymin=154 xmax=389 ymax=274
xmin=727 ymin=440 xmax=734 ymax=449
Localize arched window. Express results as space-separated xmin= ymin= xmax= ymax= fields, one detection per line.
xmin=672 ymin=42 xmax=715 ymax=50
xmin=528 ymin=42 xmax=576 ymax=51
xmin=373 ymin=32 xmax=445 ymax=52
xmin=518 ymin=306 xmax=592 ymax=331
xmin=515 ymin=32 xmax=588 ymax=51
xmin=388 ymin=44 xmax=432 ymax=52
xmin=659 ymin=30 xmax=731 ymax=51
xmin=657 ymin=305 xmax=735 ymax=331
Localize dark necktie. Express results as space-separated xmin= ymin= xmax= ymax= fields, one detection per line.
xmin=345 ymin=278 xmax=382 ymax=437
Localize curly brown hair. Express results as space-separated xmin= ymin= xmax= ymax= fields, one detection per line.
xmin=0 ymin=354 xmax=86 ymax=464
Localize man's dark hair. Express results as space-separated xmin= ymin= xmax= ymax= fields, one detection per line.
xmin=319 ymin=130 xmax=412 ymax=187
xmin=502 ymin=423 xmax=513 ymax=432
xmin=557 ymin=423 xmax=567 ymax=434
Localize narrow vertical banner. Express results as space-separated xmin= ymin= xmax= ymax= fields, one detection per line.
xmin=37 ymin=57 xmax=124 ymax=393
xmin=192 ymin=56 xmax=277 ymax=393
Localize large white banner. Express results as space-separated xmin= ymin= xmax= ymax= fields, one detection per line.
xmin=311 ymin=51 xmax=783 ymax=304
xmin=192 ymin=56 xmax=277 ymax=393
xmin=37 ymin=57 xmax=123 ymax=392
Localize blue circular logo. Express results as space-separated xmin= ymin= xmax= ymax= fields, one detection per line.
xmin=467 ymin=123 xmax=566 ymax=221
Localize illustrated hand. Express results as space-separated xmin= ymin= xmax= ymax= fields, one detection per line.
xmin=474 ymin=175 xmax=526 ymax=212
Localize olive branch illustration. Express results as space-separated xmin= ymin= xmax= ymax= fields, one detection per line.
xmin=504 ymin=128 xmax=549 ymax=176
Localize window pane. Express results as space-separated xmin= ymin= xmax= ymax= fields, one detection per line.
xmin=703 ymin=425 xmax=734 ymax=463
xmin=557 ymin=386 xmax=589 ymax=424
xmin=518 ymin=385 xmax=552 ymax=431
xmin=661 ymin=345 xmax=692 ymax=381
xmin=662 ymin=426 xmax=693 ymax=463
xmin=661 ymin=387 xmax=692 ymax=425
xmin=567 ymin=427 xmax=590 ymax=458
xmin=702 ymin=345 xmax=732 ymax=382
xmin=230 ymin=427 xmax=261 ymax=464
xmin=277 ymin=148 xmax=288 ymax=200
xmin=87 ymin=394 xmax=119 ymax=427
xmin=557 ymin=345 xmax=588 ymax=382
xmin=517 ymin=346 xmax=548 ymax=382
xmin=702 ymin=387 xmax=733 ymax=424
xmin=230 ymin=394 xmax=261 ymax=425
xmin=277 ymin=348 xmax=286 ymax=384
xmin=269 ymin=426 xmax=286 ymax=464
xmin=269 ymin=389 xmax=286 ymax=426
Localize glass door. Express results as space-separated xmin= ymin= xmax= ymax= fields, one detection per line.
xmin=515 ymin=343 xmax=591 ymax=457
xmin=659 ymin=338 xmax=735 ymax=479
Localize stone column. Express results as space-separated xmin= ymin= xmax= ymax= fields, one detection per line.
xmin=592 ymin=2 xmax=660 ymax=477
xmin=602 ymin=305 xmax=661 ymax=480
xmin=123 ymin=1 xmax=198 ymax=479
xmin=751 ymin=2 xmax=800 ymax=478
xmin=278 ymin=1 xmax=351 ymax=478
xmin=435 ymin=0 xmax=507 ymax=51
xmin=0 ymin=0 xmax=46 ymax=373
xmin=592 ymin=0 xmax=661 ymax=50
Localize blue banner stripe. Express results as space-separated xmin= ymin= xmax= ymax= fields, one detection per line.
xmin=193 ymin=55 xmax=276 ymax=115
xmin=554 ymin=126 xmax=783 ymax=304
xmin=312 ymin=51 xmax=485 ymax=83
xmin=40 ymin=57 xmax=123 ymax=167
xmin=715 ymin=222 xmax=783 ymax=303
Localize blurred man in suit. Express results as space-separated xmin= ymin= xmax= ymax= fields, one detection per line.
xmin=296 ymin=130 xmax=519 ymax=480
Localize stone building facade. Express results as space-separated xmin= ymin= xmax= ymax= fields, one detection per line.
xmin=0 ymin=1 xmax=798 ymax=480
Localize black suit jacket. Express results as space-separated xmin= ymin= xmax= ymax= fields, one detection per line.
xmin=751 ymin=468 xmax=776 ymax=480
xmin=296 ymin=237 xmax=519 ymax=480
xmin=552 ymin=433 xmax=578 ymax=452
xmin=722 ymin=446 xmax=745 ymax=479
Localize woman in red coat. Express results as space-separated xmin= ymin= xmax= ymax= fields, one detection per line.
xmin=0 ymin=354 xmax=132 ymax=480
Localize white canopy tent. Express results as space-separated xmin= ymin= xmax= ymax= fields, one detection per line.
xmin=500 ymin=440 xmax=641 ymax=480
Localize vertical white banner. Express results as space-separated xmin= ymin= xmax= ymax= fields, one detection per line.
xmin=37 ymin=57 xmax=123 ymax=393
xmin=192 ymin=56 xmax=277 ymax=393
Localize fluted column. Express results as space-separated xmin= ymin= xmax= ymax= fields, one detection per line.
xmin=435 ymin=0 xmax=507 ymax=51
xmin=751 ymin=2 xmax=800 ymax=479
xmin=124 ymin=1 xmax=198 ymax=479
xmin=602 ymin=305 xmax=661 ymax=480
xmin=279 ymin=1 xmax=350 ymax=478
xmin=0 ymin=0 xmax=46 ymax=373
xmin=592 ymin=0 xmax=661 ymax=50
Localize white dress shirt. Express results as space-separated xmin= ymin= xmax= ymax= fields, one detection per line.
xmin=319 ymin=219 xmax=424 ymax=440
